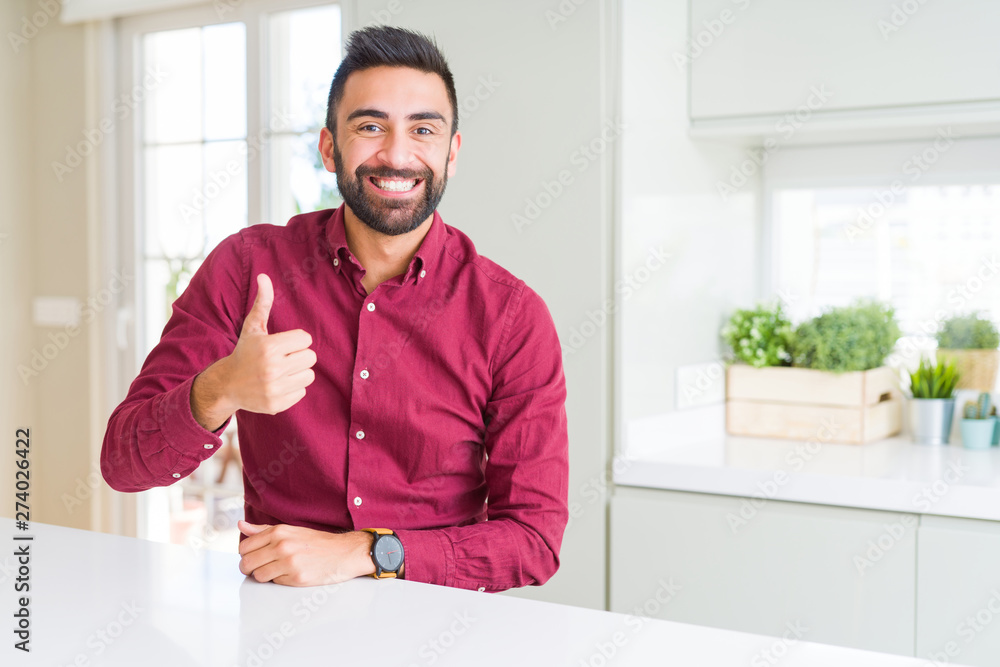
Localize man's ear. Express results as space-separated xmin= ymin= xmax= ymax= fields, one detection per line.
xmin=318 ymin=127 xmax=337 ymax=174
xmin=446 ymin=132 xmax=462 ymax=178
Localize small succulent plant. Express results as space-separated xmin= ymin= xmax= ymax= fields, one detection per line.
xmin=963 ymin=392 xmax=994 ymax=419
xmin=909 ymin=357 xmax=960 ymax=399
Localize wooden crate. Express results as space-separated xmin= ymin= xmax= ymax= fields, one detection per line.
xmin=725 ymin=366 xmax=902 ymax=444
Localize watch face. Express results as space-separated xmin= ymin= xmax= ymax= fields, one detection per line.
xmin=374 ymin=534 xmax=403 ymax=572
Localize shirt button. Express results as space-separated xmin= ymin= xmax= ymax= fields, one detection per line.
xmin=172 ymin=473 xmax=181 ymax=479
xmin=356 ymin=430 xmax=365 ymax=440
xmin=333 ymin=258 xmax=340 ymax=266
xmin=367 ymin=302 xmax=375 ymax=312
xmin=360 ymin=370 xmax=369 ymax=379
xmin=419 ymin=269 xmax=426 ymax=278
xmin=204 ymin=444 xmax=214 ymax=449
xmin=478 ymin=587 xmax=485 ymax=592
xmin=354 ymin=497 xmax=363 ymax=507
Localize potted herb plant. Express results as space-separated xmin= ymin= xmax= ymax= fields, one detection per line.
xmin=908 ymin=358 xmax=960 ymax=445
xmin=936 ymin=313 xmax=1000 ymax=392
xmin=960 ymin=392 xmax=997 ymax=450
xmin=724 ymin=300 xmax=902 ymax=444
xmin=720 ymin=301 xmax=793 ymax=368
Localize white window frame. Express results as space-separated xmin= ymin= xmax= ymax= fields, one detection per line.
xmin=113 ymin=0 xmax=347 ymax=540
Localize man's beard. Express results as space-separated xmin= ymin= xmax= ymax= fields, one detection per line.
xmin=332 ymin=138 xmax=449 ymax=237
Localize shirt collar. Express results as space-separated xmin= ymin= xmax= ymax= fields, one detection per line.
xmin=324 ymin=204 xmax=443 ymax=286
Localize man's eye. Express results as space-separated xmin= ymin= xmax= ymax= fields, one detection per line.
xmin=359 ymin=124 xmax=381 ymax=132
xmin=414 ymin=127 xmax=433 ymax=135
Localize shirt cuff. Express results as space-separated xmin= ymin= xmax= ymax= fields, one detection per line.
xmin=393 ymin=528 xmax=454 ymax=587
xmin=151 ymin=375 xmax=229 ymax=477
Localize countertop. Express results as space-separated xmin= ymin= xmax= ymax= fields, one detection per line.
xmin=616 ymin=406 xmax=1000 ymax=521
xmin=0 ymin=517 xmax=970 ymax=666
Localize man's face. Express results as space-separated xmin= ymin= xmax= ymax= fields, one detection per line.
xmin=319 ymin=66 xmax=460 ymax=236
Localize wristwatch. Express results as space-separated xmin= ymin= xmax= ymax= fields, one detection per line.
xmin=362 ymin=528 xmax=404 ymax=579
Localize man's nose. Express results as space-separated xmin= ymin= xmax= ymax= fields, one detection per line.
xmin=376 ymin=128 xmax=416 ymax=170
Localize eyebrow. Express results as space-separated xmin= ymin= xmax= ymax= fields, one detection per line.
xmin=346 ymin=108 xmax=447 ymax=124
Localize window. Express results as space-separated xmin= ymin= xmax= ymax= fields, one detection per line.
xmin=118 ymin=1 xmax=342 ymax=550
xmin=765 ymin=138 xmax=1000 ymax=378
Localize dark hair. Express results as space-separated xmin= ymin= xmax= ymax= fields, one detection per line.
xmin=325 ymin=26 xmax=458 ymax=137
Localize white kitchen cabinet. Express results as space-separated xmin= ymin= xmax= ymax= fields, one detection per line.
xmin=916 ymin=515 xmax=1000 ymax=667
xmin=610 ymin=487 xmax=917 ymax=655
xmin=688 ymin=0 xmax=1000 ymax=126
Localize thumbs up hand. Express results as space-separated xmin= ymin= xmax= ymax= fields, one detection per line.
xmin=191 ymin=274 xmax=317 ymax=430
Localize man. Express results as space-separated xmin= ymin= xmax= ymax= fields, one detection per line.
xmin=101 ymin=26 xmax=569 ymax=592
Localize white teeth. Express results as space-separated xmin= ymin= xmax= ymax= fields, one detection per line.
xmin=375 ymin=179 xmax=417 ymax=192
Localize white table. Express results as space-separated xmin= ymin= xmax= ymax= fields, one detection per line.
xmin=0 ymin=518 xmax=971 ymax=666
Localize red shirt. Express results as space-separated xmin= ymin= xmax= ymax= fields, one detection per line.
xmin=101 ymin=206 xmax=569 ymax=592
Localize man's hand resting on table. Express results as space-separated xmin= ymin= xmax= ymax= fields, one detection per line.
xmin=191 ymin=273 xmax=317 ymax=431
xmin=237 ymin=520 xmax=380 ymax=586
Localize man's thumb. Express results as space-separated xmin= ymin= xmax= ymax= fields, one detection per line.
xmin=243 ymin=274 xmax=273 ymax=335
xmin=238 ymin=520 xmax=269 ymax=536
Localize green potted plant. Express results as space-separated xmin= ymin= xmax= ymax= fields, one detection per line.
xmin=936 ymin=313 xmax=1000 ymax=392
xmin=960 ymin=392 xmax=997 ymax=450
xmin=908 ymin=358 xmax=960 ymax=445
xmin=724 ymin=299 xmax=902 ymax=444
xmin=721 ymin=302 xmax=793 ymax=368
xmin=791 ymin=300 xmax=900 ymax=373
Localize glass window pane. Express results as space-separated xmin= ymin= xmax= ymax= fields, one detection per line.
xmin=772 ymin=183 xmax=1000 ymax=338
xmin=144 ymin=28 xmax=203 ymax=144
xmin=204 ymin=23 xmax=247 ymax=141
xmin=204 ymin=140 xmax=248 ymax=249
xmin=268 ymin=132 xmax=341 ymax=225
xmin=144 ymin=144 xmax=205 ymax=258
xmin=268 ymin=5 xmax=342 ymax=133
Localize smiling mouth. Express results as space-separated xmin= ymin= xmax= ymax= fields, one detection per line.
xmin=369 ymin=177 xmax=421 ymax=193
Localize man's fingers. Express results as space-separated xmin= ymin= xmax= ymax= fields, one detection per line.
xmin=242 ymin=274 xmax=274 ymax=336
xmin=268 ymin=329 xmax=314 ymax=355
xmin=284 ymin=348 xmax=318 ymax=375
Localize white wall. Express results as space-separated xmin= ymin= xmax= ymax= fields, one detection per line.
xmin=620 ymin=0 xmax=759 ymax=425
xmin=353 ymin=0 xmax=619 ymax=610
xmin=0 ymin=0 xmax=35 ymax=520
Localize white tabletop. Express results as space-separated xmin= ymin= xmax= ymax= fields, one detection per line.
xmin=618 ymin=406 xmax=1000 ymax=521
xmin=0 ymin=518 xmax=973 ymax=666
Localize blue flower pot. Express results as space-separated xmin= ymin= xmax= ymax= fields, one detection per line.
xmin=961 ymin=417 xmax=996 ymax=450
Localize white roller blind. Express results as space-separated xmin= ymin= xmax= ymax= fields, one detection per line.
xmin=61 ymin=0 xmax=209 ymax=23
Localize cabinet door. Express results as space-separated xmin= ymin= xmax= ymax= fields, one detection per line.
xmin=610 ymin=487 xmax=916 ymax=655
xmin=916 ymin=515 xmax=1000 ymax=667
xmin=689 ymin=0 xmax=1000 ymax=120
